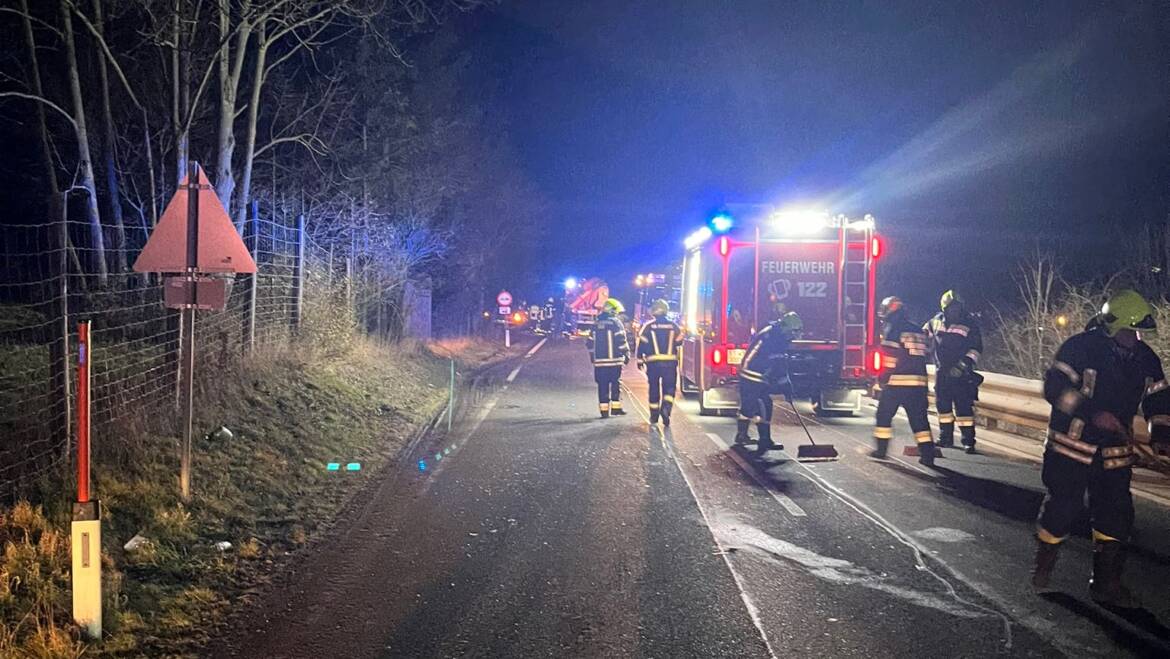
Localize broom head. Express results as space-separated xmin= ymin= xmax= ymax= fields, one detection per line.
xmin=796 ymin=443 xmax=839 ymax=461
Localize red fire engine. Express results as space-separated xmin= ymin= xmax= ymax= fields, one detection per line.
xmin=679 ymin=209 xmax=882 ymax=415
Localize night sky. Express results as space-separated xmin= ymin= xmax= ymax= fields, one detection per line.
xmin=467 ymin=0 xmax=1169 ymax=311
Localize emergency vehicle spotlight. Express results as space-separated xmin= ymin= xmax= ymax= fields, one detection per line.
xmin=564 ymin=277 xmax=578 ymax=290
xmin=709 ymin=213 xmax=734 ymax=233
xmin=684 ymin=226 xmax=713 ymax=250
xmin=848 ymin=214 xmax=876 ymax=230
xmin=771 ymin=209 xmax=829 ymax=234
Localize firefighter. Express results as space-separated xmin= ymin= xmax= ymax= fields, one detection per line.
xmin=1031 ymin=290 xmax=1170 ymax=607
xmin=873 ymin=296 xmax=936 ymax=465
xmin=586 ymin=298 xmax=630 ymax=418
xmin=734 ymin=311 xmax=803 ymax=455
xmin=541 ymin=297 xmax=557 ymax=334
xmin=637 ymin=299 xmax=683 ymax=426
xmin=924 ymin=290 xmax=984 ymax=454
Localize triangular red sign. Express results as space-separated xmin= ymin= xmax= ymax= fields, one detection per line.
xmin=133 ymin=164 xmax=257 ymax=274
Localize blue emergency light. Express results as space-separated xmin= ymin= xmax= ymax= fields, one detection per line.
xmin=709 ymin=213 xmax=734 ymax=233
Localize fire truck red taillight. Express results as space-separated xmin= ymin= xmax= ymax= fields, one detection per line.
xmin=711 ymin=346 xmax=724 ymax=367
xmin=870 ymin=350 xmax=882 ymax=374
xmin=718 ymin=236 xmax=730 ymax=257
xmin=871 ymin=236 xmax=883 ymax=260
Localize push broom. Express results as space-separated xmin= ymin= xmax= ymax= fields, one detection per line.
xmin=782 ymin=375 xmax=839 ymax=461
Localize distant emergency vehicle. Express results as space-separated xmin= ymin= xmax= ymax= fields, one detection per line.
xmin=567 ymin=278 xmax=610 ymax=338
xmin=679 ymin=210 xmax=882 ymax=415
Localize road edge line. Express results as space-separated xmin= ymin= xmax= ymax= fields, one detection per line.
xmin=623 ymin=393 xmax=780 ymax=659
xmin=704 ymin=432 xmax=807 ymax=517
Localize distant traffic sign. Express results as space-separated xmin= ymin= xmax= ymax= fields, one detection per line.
xmin=497 ymin=290 xmax=513 ymax=306
xmin=498 ymin=306 xmax=511 ymax=315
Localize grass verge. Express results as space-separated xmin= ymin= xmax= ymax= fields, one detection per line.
xmin=1 ymin=335 xmax=511 ymax=657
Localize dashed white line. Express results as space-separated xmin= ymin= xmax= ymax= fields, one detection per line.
xmin=524 ymin=337 xmax=548 ymax=358
xmin=508 ymin=338 xmax=548 ymax=382
xmin=705 ymin=432 xmax=807 ymax=517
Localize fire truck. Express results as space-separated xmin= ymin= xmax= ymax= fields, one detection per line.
xmin=679 ymin=210 xmax=882 ymax=416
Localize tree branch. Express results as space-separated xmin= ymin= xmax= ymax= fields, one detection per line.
xmin=0 ymin=91 xmax=78 ymax=130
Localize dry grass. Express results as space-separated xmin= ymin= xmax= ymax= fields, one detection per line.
xmin=1 ymin=329 xmax=507 ymax=657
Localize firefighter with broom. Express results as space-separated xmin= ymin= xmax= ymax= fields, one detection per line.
xmin=734 ymin=311 xmax=803 ymax=455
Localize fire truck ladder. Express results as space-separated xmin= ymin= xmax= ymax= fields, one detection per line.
xmin=839 ymin=221 xmax=873 ymax=375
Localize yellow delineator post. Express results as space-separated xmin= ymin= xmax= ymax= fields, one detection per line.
xmin=71 ymin=503 xmax=102 ymax=639
xmin=72 ymin=321 xmax=102 ymax=639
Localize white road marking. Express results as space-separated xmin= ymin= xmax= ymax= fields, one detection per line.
xmin=912 ymin=527 xmax=977 ymax=543
xmin=622 ymin=394 xmax=779 ymax=659
xmin=525 ymin=337 xmax=548 ymax=358
xmin=508 ymin=338 xmax=548 ymax=382
xmin=705 ymin=432 xmax=807 ymax=517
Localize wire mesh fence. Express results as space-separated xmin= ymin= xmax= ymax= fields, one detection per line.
xmin=0 ymin=202 xmax=342 ymax=502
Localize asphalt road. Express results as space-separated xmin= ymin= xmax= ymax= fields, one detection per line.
xmin=218 ymin=338 xmax=1170 ymax=658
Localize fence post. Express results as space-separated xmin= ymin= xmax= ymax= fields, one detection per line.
xmin=292 ymin=213 xmax=304 ymax=332
xmin=244 ymin=201 xmax=259 ymax=353
xmin=50 ymin=192 xmax=72 ymax=463
xmin=344 ymin=255 xmax=352 ymax=314
xmin=448 ymin=359 xmax=455 ymax=432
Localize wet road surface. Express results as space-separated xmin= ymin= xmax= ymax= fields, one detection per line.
xmin=218 ymin=338 xmax=1170 ymax=658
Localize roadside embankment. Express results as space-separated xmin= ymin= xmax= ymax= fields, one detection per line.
xmin=0 ymin=335 xmax=516 ymax=658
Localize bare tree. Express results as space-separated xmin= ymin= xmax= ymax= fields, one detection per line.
xmin=60 ymin=0 xmax=108 ymax=285
xmin=90 ymin=0 xmax=127 ymax=272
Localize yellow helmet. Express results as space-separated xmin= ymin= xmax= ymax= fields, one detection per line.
xmin=1100 ymin=289 xmax=1156 ymax=336
xmin=603 ymin=298 xmax=625 ymax=315
xmin=649 ymin=299 xmax=670 ymax=316
xmin=940 ymin=290 xmax=963 ymax=310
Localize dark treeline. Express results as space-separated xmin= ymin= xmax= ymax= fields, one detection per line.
xmin=0 ymin=0 xmax=543 ymax=333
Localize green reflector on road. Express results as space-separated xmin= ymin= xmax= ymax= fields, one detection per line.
xmin=435 ymin=453 xmax=442 ymax=461
xmin=326 ymin=463 xmax=340 ymax=471
xmin=346 ymin=463 xmax=361 ymax=471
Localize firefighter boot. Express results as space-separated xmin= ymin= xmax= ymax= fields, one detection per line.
xmin=649 ymin=409 xmax=660 ymax=424
xmin=661 ymin=399 xmax=673 ymax=427
xmin=961 ymin=426 xmax=977 ymax=455
xmin=1090 ymin=541 xmax=1140 ymax=609
xmin=918 ymin=440 xmax=936 ymax=466
xmin=937 ymin=422 xmax=955 ymax=449
xmin=1031 ymin=539 xmax=1060 ymax=590
xmin=870 ymin=439 xmax=889 ymax=459
xmin=734 ymin=419 xmax=752 ymax=445
xmin=754 ymin=423 xmax=778 ymax=455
